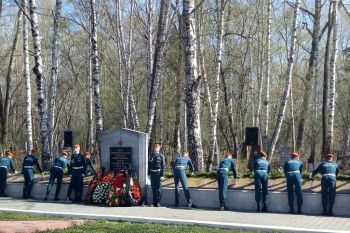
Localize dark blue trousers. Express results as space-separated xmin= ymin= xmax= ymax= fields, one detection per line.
xmin=286 ymin=173 xmax=303 ymax=208
xmin=0 ymin=167 xmax=8 ymax=194
xmin=254 ymin=171 xmax=268 ymax=204
xmin=71 ymin=169 xmax=84 ymax=202
xmin=174 ymin=168 xmax=191 ymax=204
xmin=150 ymin=171 xmax=161 ymax=205
xmin=321 ymin=177 xmax=336 ymax=209
xmin=67 ymin=178 xmax=73 ymax=198
xmin=45 ymin=167 xmax=63 ymax=198
xmin=217 ymin=170 xmax=228 ymax=205
xmin=23 ymin=169 xmax=34 ymax=198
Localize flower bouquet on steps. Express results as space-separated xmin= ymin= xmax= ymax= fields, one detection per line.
xmin=106 ymin=170 xmax=142 ymax=207
xmin=92 ymin=171 xmax=114 ymax=204
xmin=85 ymin=170 xmax=103 ymax=204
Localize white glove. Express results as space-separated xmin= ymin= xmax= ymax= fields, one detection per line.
xmin=191 ymin=172 xmax=194 ymax=176
xmin=160 ymin=176 xmax=165 ymax=181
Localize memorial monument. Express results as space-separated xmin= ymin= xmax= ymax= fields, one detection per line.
xmin=101 ymin=128 xmax=148 ymax=198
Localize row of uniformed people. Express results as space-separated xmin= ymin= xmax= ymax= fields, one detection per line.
xmin=148 ymin=144 xmax=340 ymax=216
xmin=0 ymin=144 xmax=95 ymax=201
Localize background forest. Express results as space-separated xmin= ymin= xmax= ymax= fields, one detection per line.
xmin=0 ymin=0 xmax=349 ymax=172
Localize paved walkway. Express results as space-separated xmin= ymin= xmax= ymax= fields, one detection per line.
xmin=0 ymin=220 xmax=84 ymax=233
xmin=0 ymin=197 xmax=349 ymax=233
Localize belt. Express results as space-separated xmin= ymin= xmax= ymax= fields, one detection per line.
xmin=0 ymin=165 xmax=7 ymax=169
xmin=150 ymin=169 xmax=161 ymax=172
xmin=24 ymin=166 xmax=33 ymax=169
xmin=174 ymin=166 xmax=185 ymax=169
xmin=287 ymin=171 xmax=300 ymax=174
xmin=255 ymin=170 xmax=267 ymax=172
xmin=72 ymin=166 xmax=83 ymax=169
xmin=219 ymin=167 xmax=229 ymax=171
xmin=53 ymin=166 xmax=64 ymax=170
xmin=322 ymin=173 xmax=336 ymax=177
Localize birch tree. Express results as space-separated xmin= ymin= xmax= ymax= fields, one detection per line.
xmin=116 ymin=0 xmax=139 ymax=130
xmin=268 ymin=0 xmax=300 ymax=159
xmin=207 ymin=0 xmax=226 ymax=170
xmin=22 ymin=0 xmax=33 ymax=153
xmin=263 ymin=0 xmax=272 ymax=151
xmin=91 ymin=0 xmax=103 ymax=154
xmin=296 ymin=0 xmax=322 ymax=150
xmin=310 ymin=0 xmax=321 ymax=161
xmin=326 ymin=0 xmax=339 ymax=153
xmin=29 ymin=0 xmax=50 ymax=167
xmin=47 ymin=0 xmax=62 ymax=155
xmin=322 ymin=2 xmax=333 ymax=154
xmin=145 ymin=0 xmax=171 ymax=145
xmin=183 ymin=0 xmax=204 ymax=171
xmin=2 ymin=9 xmax=22 ymax=145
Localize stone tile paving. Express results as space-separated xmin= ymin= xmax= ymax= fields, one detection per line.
xmin=0 ymin=198 xmax=349 ymax=232
xmin=0 ymin=220 xmax=84 ymax=233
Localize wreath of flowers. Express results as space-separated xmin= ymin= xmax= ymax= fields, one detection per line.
xmin=87 ymin=169 xmax=142 ymax=207
xmin=85 ymin=170 xmax=103 ymax=204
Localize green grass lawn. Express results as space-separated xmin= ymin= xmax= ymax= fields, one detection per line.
xmin=0 ymin=212 xmax=266 ymax=233
xmin=45 ymin=220 xmax=259 ymax=233
xmin=0 ymin=211 xmax=67 ymax=221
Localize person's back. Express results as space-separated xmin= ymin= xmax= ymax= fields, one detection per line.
xmin=52 ymin=157 xmax=69 ymax=170
xmin=0 ymin=157 xmax=15 ymax=171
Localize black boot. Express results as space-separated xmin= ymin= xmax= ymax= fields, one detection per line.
xmin=256 ymin=203 xmax=261 ymax=212
xmin=187 ymin=199 xmax=196 ymax=208
xmin=297 ymin=205 xmax=302 ymax=215
xmin=322 ymin=208 xmax=327 ymax=216
xmin=328 ymin=205 xmax=334 ymax=216
xmin=220 ymin=202 xmax=225 ymax=211
xmin=261 ymin=203 xmax=268 ymax=212
xmin=289 ymin=205 xmax=295 ymax=214
xmin=175 ymin=198 xmax=179 ymax=207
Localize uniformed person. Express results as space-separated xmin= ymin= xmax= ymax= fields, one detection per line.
xmin=312 ymin=153 xmax=339 ymax=216
xmin=148 ymin=143 xmax=165 ymax=207
xmin=217 ymin=150 xmax=237 ymax=211
xmin=70 ymin=144 xmax=87 ymax=203
xmin=0 ymin=150 xmax=17 ymax=197
xmin=284 ymin=152 xmax=303 ymax=214
xmin=173 ymin=151 xmax=196 ymax=208
xmin=44 ymin=150 xmax=69 ymax=201
xmin=22 ymin=148 xmax=43 ymax=199
xmin=84 ymin=151 xmax=96 ymax=174
xmin=254 ymin=151 xmax=270 ymax=212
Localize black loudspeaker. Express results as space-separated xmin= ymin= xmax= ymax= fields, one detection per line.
xmin=64 ymin=131 xmax=75 ymax=148
xmin=245 ymin=127 xmax=259 ymax=146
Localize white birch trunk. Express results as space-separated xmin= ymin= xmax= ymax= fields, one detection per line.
xmin=47 ymin=0 xmax=62 ymax=156
xmin=183 ymin=0 xmax=204 ymax=171
xmin=91 ymin=0 xmax=103 ymax=152
xmin=146 ymin=0 xmax=153 ymax=100
xmin=116 ymin=0 xmax=139 ymax=130
xmin=29 ymin=0 xmax=49 ymax=168
xmin=290 ymin=79 xmax=296 ymax=151
xmin=208 ymin=0 xmax=225 ymax=169
xmin=23 ymin=0 xmax=33 ymax=153
xmin=127 ymin=1 xmax=139 ymax=130
xmin=263 ymin=0 xmax=272 ymax=151
xmin=145 ymin=0 xmax=170 ymax=144
xmin=326 ymin=0 xmax=339 ymax=153
xmin=268 ymin=0 xmax=300 ymax=159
